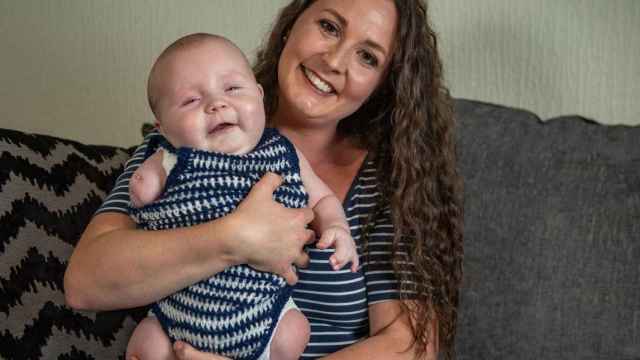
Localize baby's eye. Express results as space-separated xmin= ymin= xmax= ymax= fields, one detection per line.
xmin=225 ymin=86 xmax=241 ymax=93
xmin=318 ymin=19 xmax=339 ymax=37
xmin=181 ymin=98 xmax=199 ymax=106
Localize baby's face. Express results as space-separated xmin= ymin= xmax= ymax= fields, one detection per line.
xmin=153 ymin=39 xmax=265 ymax=155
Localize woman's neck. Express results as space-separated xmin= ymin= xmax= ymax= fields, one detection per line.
xmin=271 ymin=107 xmax=367 ymax=168
xmin=272 ymin=110 xmax=368 ymax=201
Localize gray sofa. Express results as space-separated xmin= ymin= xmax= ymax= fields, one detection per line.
xmin=1 ymin=99 xmax=638 ymax=359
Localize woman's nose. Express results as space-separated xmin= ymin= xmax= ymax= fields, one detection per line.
xmin=323 ymin=44 xmax=348 ymax=74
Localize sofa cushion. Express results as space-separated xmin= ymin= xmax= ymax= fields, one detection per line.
xmin=454 ymin=99 xmax=640 ymax=359
xmin=0 ymin=128 xmax=147 ymax=359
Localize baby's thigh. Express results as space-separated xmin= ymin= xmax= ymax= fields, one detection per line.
xmin=126 ymin=316 xmax=176 ymax=360
xmin=269 ymin=308 xmax=310 ymax=360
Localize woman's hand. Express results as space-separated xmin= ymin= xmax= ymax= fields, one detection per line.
xmin=229 ymin=172 xmax=316 ymax=284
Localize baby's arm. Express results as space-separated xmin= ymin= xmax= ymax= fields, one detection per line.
xmin=129 ymin=149 xmax=171 ymax=208
xmin=296 ymin=149 xmax=359 ymax=272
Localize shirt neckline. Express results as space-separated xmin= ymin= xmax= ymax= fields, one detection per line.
xmin=341 ymin=151 xmax=373 ymax=211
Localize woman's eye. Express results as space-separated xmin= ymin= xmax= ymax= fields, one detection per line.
xmin=318 ymin=19 xmax=339 ymax=36
xmin=181 ymin=98 xmax=199 ymax=106
xmin=358 ymin=50 xmax=379 ymax=68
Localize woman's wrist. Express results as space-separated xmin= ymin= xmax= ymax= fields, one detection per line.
xmin=218 ymin=203 xmax=272 ymax=268
xmin=188 ymin=214 xmax=244 ymax=270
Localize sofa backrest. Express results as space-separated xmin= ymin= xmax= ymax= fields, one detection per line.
xmin=454 ymin=99 xmax=640 ymax=359
xmin=1 ymin=98 xmax=639 ymax=359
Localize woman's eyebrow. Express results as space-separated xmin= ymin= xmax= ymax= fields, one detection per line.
xmin=323 ymin=8 xmax=388 ymax=56
xmin=324 ymin=8 xmax=347 ymax=27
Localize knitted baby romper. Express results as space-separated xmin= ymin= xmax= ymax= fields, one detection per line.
xmin=130 ymin=128 xmax=308 ymax=360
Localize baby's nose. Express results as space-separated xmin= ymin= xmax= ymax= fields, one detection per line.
xmin=206 ymin=100 xmax=228 ymax=113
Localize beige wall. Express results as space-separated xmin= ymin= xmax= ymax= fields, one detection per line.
xmin=0 ymin=0 xmax=638 ymax=147
xmin=430 ymin=0 xmax=640 ymax=126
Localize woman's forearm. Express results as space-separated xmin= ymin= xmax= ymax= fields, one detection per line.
xmin=322 ymin=301 xmax=438 ymax=360
xmin=321 ymin=327 xmax=436 ymax=360
xmin=64 ymin=212 xmax=238 ymax=311
xmin=64 ymin=173 xmax=315 ymax=311
xmin=321 ymin=325 xmax=422 ymax=360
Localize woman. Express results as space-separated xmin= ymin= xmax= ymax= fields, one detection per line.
xmin=64 ymin=0 xmax=463 ymax=359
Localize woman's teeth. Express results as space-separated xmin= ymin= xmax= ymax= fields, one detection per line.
xmin=303 ymin=67 xmax=334 ymax=94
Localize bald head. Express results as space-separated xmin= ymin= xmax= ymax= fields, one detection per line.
xmin=147 ymin=33 xmax=253 ymax=117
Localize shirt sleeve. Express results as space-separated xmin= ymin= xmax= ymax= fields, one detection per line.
xmin=94 ymin=130 xmax=162 ymax=215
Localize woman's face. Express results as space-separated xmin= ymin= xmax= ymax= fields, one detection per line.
xmin=276 ymin=0 xmax=398 ymax=128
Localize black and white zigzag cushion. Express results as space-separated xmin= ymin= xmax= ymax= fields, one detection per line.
xmin=0 ymin=128 xmax=148 ymax=359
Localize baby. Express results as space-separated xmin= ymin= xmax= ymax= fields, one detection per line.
xmin=125 ymin=33 xmax=359 ymax=360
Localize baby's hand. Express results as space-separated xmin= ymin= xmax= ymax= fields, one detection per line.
xmin=316 ymin=226 xmax=359 ymax=272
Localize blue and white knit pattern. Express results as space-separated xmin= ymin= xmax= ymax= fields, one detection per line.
xmin=130 ymin=128 xmax=308 ymax=359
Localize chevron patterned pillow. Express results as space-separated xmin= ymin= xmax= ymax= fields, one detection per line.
xmin=0 ymin=128 xmax=148 ymax=359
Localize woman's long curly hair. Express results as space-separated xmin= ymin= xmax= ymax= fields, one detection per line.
xmin=253 ymin=1 xmax=463 ymax=358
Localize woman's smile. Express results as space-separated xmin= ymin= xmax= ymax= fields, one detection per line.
xmin=301 ymin=65 xmax=335 ymax=95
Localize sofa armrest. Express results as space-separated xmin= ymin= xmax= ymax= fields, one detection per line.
xmin=0 ymin=128 xmax=147 ymax=359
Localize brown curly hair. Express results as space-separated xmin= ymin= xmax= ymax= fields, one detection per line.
xmin=253 ymin=1 xmax=463 ymax=358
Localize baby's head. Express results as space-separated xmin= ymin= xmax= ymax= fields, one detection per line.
xmin=147 ymin=33 xmax=265 ymax=155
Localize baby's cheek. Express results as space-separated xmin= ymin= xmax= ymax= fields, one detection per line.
xmin=171 ymin=122 xmax=203 ymax=148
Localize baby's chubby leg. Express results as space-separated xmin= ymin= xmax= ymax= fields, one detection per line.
xmin=269 ymin=308 xmax=310 ymax=360
xmin=126 ymin=316 xmax=176 ymax=360
xmin=129 ymin=149 xmax=168 ymax=208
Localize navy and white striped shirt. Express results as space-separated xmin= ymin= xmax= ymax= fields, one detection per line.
xmin=96 ymin=131 xmax=406 ymax=358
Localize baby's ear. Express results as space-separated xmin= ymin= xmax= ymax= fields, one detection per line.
xmin=154 ymin=120 xmax=163 ymax=134
xmin=257 ymin=83 xmax=264 ymax=99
